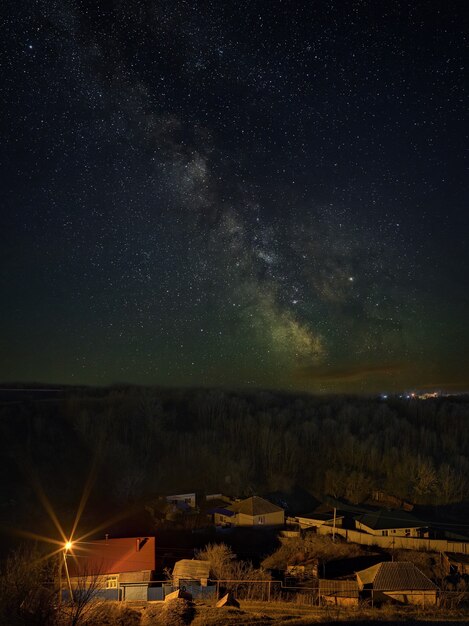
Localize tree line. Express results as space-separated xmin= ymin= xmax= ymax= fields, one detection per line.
xmin=0 ymin=386 xmax=468 ymax=536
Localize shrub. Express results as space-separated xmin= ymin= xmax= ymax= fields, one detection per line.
xmin=141 ymin=599 xmax=194 ymax=626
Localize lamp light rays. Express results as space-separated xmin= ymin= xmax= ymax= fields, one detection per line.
xmin=6 ymin=450 xmax=135 ymax=569
xmin=15 ymin=455 xmax=68 ymax=544
xmin=68 ymin=447 xmax=101 ymax=543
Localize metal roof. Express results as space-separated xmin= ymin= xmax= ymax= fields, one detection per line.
xmin=355 ymin=508 xmax=424 ymax=531
xmin=67 ymin=537 xmax=155 ymax=577
xmin=356 ymin=561 xmax=437 ymax=591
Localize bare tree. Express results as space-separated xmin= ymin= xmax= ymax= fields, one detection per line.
xmin=0 ymin=544 xmax=57 ymax=626
xmin=58 ymin=566 xmax=105 ymax=626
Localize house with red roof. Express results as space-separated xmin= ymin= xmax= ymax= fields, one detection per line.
xmin=66 ymin=536 xmax=156 ymax=600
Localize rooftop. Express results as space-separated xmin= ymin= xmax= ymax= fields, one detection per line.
xmin=172 ymin=559 xmax=211 ymax=582
xmin=67 ymin=536 xmax=155 ymax=577
xmin=229 ymin=496 xmax=284 ymax=516
xmin=355 ymin=508 xmax=425 ymax=531
xmin=356 ymin=561 xmax=437 ymax=591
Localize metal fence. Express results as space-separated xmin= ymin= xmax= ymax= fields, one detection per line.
xmin=61 ymin=578 xmax=469 ymax=609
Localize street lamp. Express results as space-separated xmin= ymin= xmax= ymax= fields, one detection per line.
xmin=62 ymin=541 xmax=74 ymax=602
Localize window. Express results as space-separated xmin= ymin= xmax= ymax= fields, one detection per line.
xmin=106 ymin=576 xmax=118 ymax=589
xmin=257 ymin=516 xmax=265 ymax=525
xmin=382 ymin=530 xmax=388 ymax=536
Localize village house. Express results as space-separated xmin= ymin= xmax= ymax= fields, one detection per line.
xmin=355 ymin=509 xmax=427 ymax=538
xmin=165 ymin=492 xmax=197 ymax=510
xmin=356 ymin=561 xmax=438 ymax=606
xmin=66 ymin=536 xmax=156 ymax=601
xmin=213 ymin=495 xmax=284 ymax=527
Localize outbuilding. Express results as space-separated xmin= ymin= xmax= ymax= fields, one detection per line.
xmin=356 ymin=561 xmax=438 ymax=606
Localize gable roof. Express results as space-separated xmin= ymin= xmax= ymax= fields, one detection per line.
xmin=67 ymin=537 xmax=155 ymax=577
xmin=229 ymin=496 xmax=284 ymax=516
xmin=172 ymin=559 xmax=211 ymax=582
xmin=355 ymin=508 xmax=425 ymax=531
xmin=356 ymin=562 xmax=437 ymax=591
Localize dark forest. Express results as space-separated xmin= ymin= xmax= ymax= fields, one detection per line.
xmin=1 ymin=387 xmax=468 ymax=545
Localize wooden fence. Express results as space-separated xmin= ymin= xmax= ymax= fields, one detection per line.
xmin=315 ymin=524 xmax=469 ymax=554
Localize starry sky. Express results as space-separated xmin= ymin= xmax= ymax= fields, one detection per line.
xmin=1 ymin=0 xmax=468 ymax=393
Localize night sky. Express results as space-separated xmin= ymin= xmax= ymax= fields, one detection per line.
xmin=1 ymin=1 xmax=468 ymax=393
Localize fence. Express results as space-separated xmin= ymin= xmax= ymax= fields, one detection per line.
xmin=60 ymin=579 xmax=469 ymax=609
xmin=315 ymin=524 xmax=469 ymax=554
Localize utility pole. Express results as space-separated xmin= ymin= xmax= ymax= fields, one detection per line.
xmin=58 ymin=553 xmax=62 ymax=607
xmin=63 ymin=545 xmax=74 ymax=602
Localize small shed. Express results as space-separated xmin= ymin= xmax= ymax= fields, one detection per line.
xmin=356 ymin=561 xmax=438 ymax=606
xmin=443 ymin=552 xmax=469 ymax=576
xmin=172 ymin=559 xmax=211 ymax=587
xmin=319 ymin=579 xmax=359 ymax=607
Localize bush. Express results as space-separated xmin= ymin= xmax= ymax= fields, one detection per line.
xmin=262 ymin=533 xmax=364 ymax=570
xmin=141 ymin=599 xmax=194 ymax=626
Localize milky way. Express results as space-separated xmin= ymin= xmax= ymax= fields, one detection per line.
xmin=1 ymin=1 xmax=468 ymax=392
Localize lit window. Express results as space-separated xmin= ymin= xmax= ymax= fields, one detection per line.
xmin=106 ymin=576 xmax=118 ymax=589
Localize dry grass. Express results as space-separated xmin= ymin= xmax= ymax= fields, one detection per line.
xmin=81 ymin=601 xmax=141 ymax=625
xmin=74 ymin=599 xmax=469 ymax=626
xmin=191 ymin=604 xmax=271 ymax=625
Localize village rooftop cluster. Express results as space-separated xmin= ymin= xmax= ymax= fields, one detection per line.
xmin=57 ymin=490 xmax=469 ymax=608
